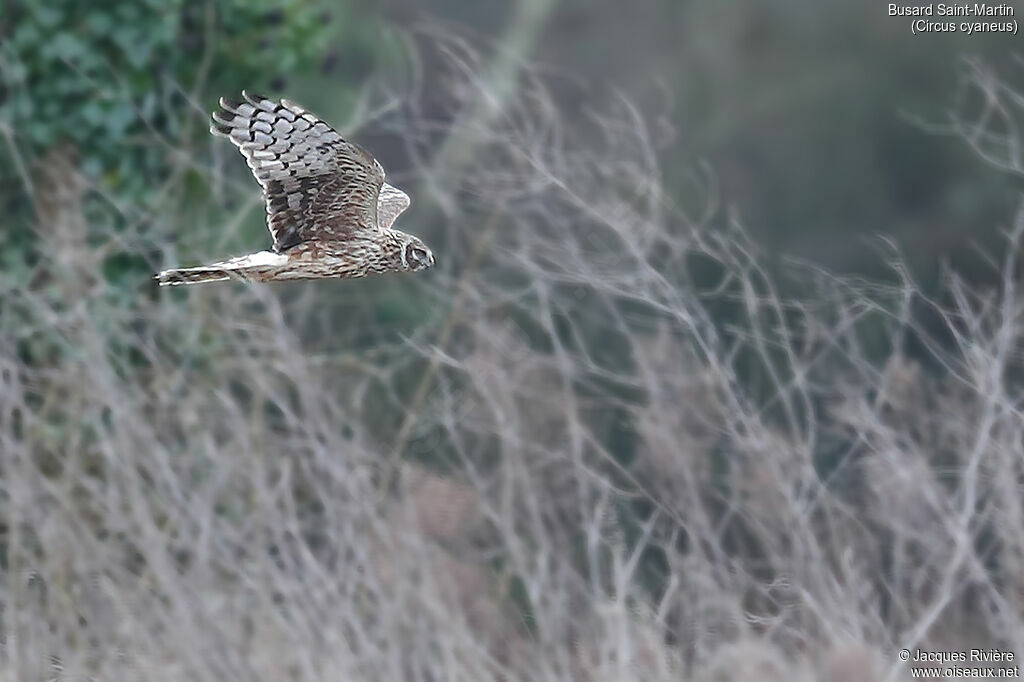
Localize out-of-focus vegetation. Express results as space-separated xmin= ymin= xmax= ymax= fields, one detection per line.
xmin=3 ymin=1 xmax=1024 ymax=680
xmin=4 ymin=0 xmax=330 ymax=186
xmin=0 ymin=0 xmax=377 ymax=290
xmin=489 ymin=1 xmax=1020 ymax=279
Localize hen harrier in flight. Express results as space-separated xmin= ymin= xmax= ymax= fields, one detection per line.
xmin=156 ymin=91 xmax=433 ymax=286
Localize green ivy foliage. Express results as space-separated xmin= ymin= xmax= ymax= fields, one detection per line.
xmin=0 ymin=0 xmax=342 ymax=199
xmin=0 ymin=0 xmax=382 ymax=372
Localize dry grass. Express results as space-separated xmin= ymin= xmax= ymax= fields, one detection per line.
xmin=2 ymin=35 xmax=1023 ymax=681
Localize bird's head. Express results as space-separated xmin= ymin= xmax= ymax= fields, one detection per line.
xmin=399 ymin=235 xmax=435 ymax=272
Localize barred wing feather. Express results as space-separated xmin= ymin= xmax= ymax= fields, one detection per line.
xmin=211 ymin=91 xmax=386 ymax=252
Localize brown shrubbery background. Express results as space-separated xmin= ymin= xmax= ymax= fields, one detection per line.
xmin=3 ymin=14 xmax=1024 ymax=682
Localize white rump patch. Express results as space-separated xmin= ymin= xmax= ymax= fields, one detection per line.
xmin=243 ymin=250 xmax=289 ymax=267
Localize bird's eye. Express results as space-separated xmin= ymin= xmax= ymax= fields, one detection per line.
xmin=412 ymin=248 xmax=427 ymax=261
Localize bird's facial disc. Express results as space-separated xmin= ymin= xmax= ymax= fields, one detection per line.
xmin=403 ymin=241 xmax=435 ymax=271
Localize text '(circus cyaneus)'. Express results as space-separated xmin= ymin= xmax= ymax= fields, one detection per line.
xmin=156 ymin=91 xmax=434 ymax=286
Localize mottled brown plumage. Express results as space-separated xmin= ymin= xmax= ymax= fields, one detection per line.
xmin=156 ymin=91 xmax=433 ymax=286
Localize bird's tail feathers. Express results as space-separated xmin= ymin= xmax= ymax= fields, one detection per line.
xmin=153 ymin=251 xmax=274 ymax=286
xmin=155 ymin=251 xmax=286 ymax=287
xmin=155 ymin=265 xmax=234 ymax=286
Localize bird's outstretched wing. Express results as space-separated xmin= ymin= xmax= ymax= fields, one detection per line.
xmin=377 ymin=182 xmax=411 ymax=230
xmin=211 ymin=91 xmax=385 ymax=252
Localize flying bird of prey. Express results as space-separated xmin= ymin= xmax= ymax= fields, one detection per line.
xmin=156 ymin=91 xmax=434 ymax=286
